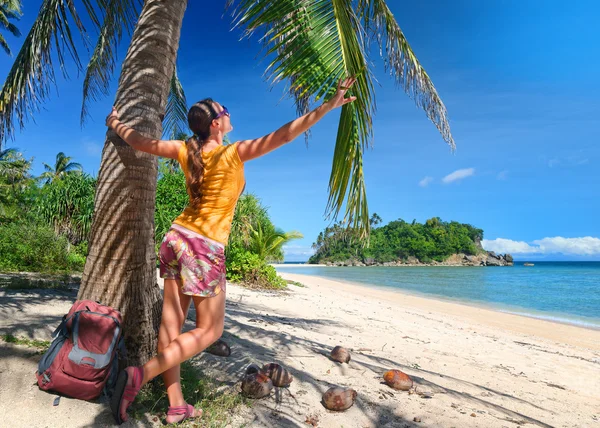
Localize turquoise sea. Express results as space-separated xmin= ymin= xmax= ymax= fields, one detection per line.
xmin=276 ymin=262 xmax=600 ymax=329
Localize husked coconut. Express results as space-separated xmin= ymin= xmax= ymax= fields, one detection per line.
xmin=322 ymin=387 xmax=357 ymax=411
xmin=205 ymin=339 xmax=231 ymax=357
xmin=330 ymin=346 xmax=351 ymax=363
xmin=383 ymin=369 xmax=413 ymax=391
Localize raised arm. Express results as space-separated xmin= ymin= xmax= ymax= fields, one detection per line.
xmin=105 ymin=107 xmax=183 ymax=159
xmin=236 ymin=77 xmax=357 ymax=163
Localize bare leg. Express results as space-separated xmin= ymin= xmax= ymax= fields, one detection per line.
xmin=118 ymin=289 xmax=226 ymax=421
xmin=158 ymin=279 xmax=191 ymax=409
xmin=143 ymin=290 xmax=225 ymax=383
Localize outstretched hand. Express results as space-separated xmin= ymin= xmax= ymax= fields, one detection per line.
xmin=326 ymin=77 xmax=357 ymax=109
xmin=105 ymin=106 xmax=119 ymax=127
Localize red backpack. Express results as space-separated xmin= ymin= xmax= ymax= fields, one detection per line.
xmin=36 ymin=300 xmax=125 ymax=401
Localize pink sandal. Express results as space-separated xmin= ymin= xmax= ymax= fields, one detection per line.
xmin=166 ymin=403 xmax=202 ymax=423
xmin=110 ymin=366 xmax=143 ymax=424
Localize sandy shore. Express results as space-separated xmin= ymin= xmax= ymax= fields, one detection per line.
xmin=1 ymin=272 xmax=599 ymax=427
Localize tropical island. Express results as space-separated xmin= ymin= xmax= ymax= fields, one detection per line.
xmin=308 ymin=215 xmax=513 ymax=267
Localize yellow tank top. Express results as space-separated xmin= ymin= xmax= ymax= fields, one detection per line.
xmin=173 ymin=142 xmax=245 ymax=245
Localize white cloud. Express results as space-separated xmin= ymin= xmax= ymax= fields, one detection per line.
xmin=482 ymin=237 xmax=600 ymax=256
xmin=482 ymin=238 xmax=537 ymax=254
xmin=497 ymin=170 xmax=508 ymax=180
xmin=532 ymin=237 xmax=600 ymax=255
xmin=442 ymin=168 xmax=475 ymax=184
xmin=548 ymin=158 xmax=560 ymax=168
xmin=419 ymin=176 xmax=434 ymax=187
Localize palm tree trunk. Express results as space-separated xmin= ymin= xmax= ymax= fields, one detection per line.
xmin=77 ymin=0 xmax=187 ymax=366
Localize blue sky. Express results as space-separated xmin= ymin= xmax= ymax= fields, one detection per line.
xmin=2 ymin=1 xmax=599 ymax=261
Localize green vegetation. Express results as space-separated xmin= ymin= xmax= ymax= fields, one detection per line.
xmin=1 ymin=334 xmax=50 ymax=353
xmin=0 ymin=152 xmax=298 ymax=288
xmin=226 ymin=192 xmax=301 ymax=289
xmin=133 ymin=361 xmax=246 ymax=427
xmin=0 ymin=149 xmax=89 ymax=273
xmin=226 ymin=245 xmax=286 ymax=289
xmin=0 ymin=0 xmax=22 ymax=56
xmin=0 ymin=147 xmax=34 ymax=221
xmin=0 ymin=222 xmax=86 ymax=272
xmin=155 ymin=159 xmax=188 ymax=253
xmin=286 ymin=279 xmax=306 ymax=288
xmin=39 ymin=152 xmax=83 ymax=184
xmin=309 ymin=215 xmax=484 ymax=264
xmin=37 ymin=172 xmax=95 ymax=245
xmin=0 ymin=272 xmax=77 ymax=290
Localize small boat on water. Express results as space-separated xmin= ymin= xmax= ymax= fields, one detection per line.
xmin=523 ymin=263 xmax=534 ymax=267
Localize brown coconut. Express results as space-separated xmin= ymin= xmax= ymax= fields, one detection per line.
xmin=262 ymin=363 xmax=293 ymax=387
xmin=322 ymin=387 xmax=357 ymax=411
xmin=330 ymin=346 xmax=351 ymax=363
xmin=205 ymin=339 xmax=231 ymax=357
xmin=383 ymin=369 xmax=413 ymax=391
xmin=241 ymin=372 xmax=273 ymax=399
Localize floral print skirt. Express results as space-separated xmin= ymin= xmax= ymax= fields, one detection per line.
xmin=159 ymin=224 xmax=226 ymax=297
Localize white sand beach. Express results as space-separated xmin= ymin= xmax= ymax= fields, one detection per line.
xmin=1 ymin=271 xmax=599 ymax=427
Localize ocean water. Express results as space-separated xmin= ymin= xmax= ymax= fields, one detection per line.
xmin=276 ymin=262 xmax=600 ymax=328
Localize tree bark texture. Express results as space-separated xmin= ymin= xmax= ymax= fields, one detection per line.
xmin=78 ymin=0 xmax=188 ymax=365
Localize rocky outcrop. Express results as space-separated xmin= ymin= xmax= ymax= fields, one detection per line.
xmin=323 ymin=251 xmax=513 ymax=267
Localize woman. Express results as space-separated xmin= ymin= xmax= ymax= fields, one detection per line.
xmin=107 ymin=77 xmax=356 ymax=424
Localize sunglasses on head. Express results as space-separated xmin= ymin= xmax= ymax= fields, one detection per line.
xmin=214 ymin=106 xmax=230 ymax=119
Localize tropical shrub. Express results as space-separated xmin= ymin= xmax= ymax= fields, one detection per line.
xmin=225 ymin=244 xmax=286 ymax=289
xmin=37 ymin=172 xmax=96 ymax=244
xmin=155 ymin=161 xmax=188 ymax=252
xmin=0 ymin=221 xmax=85 ymax=272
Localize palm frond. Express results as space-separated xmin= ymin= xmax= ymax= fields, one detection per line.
xmin=80 ymin=0 xmax=140 ymax=124
xmin=1 ymin=1 xmax=23 ymax=15
xmin=230 ymin=0 xmax=375 ymax=235
xmin=0 ymin=147 xmax=18 ymax=160
xmin=358 ymin=0 xmax=454 ymax=149
xmin=163 ymin=67 xmax=189 ymax=139
xmin=0 ymin=0 xmax=90 ymax=144
xmin=0 ymin=34 xmax=10 ymax=55
xmin=282 ymin=230 xmax=303 ymax=240
xmin=0 ymin=8 xmax=21 ymax=36
xmin=0 ymin=1 xmax=22 ymax=24
xmin=63 ymin=161 xmax=83 ymax=172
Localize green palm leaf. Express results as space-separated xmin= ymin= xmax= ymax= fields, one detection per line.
xmin=0 ymin=146 xmax=18 ymax=161
xmin=163 ymin=67 xmax=189 ymax=139
xmin=248 ymin=222 xmax=303 ymax=261
xmin=0 ymin=0 xmax=23 ymax=56
xmin=80 ymin=0 xmax=140 ymax=124
xmin=39 ymin=151 xmax=82 ymax=184
xmin=358 ymin=0 xmax=454 ymax=149
xmin=0 ymin=146 xmax=28 ymax=181
xmin=0 ymin=0 xmax=96 ymax=143
xmin=230 ymin=0 xmax=376 ymax=235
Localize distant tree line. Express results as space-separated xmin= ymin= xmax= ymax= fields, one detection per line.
xmin=309 ymin=215 xmax=484 ymax=264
